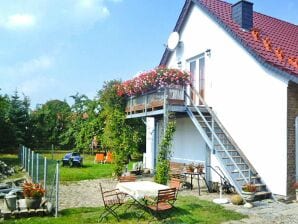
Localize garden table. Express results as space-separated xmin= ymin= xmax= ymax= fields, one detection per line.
xmin=183 ymin=171 xmax=206 ymax=195
xmin=116 ymin=181 xmax=170 ymax=218
xmin=116 ymin=181 xmax=169 ymax=200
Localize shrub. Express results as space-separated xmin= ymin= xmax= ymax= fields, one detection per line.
xmin=231 ymin=195 xmax=244 ymax=205
xmin=242 ymin=183 xmax=257 ymax=192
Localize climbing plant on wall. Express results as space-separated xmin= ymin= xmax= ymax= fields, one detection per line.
xmin=155 ymin=118 xmax=176 ymax=185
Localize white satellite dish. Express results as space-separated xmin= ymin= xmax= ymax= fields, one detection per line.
xmin=167 ymin=32 xmax=180 ymax=51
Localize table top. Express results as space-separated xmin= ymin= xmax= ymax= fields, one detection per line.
xmin=116 ymin=181 xmax=169 ymax=200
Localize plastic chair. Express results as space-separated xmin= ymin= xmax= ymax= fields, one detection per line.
xmin=105 ymin=152 xmax=113 ymax=163
xmin=94 ymin=153 xmax=105 ymax=164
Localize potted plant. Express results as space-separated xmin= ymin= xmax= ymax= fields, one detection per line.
xmin=241 ymin=183 xmax=257 ymax=202
xmin=23 ymin=181 xmax=45 ymax=209
xmin=187 ymin=163 xmax=195 ymax=173
xmin=292 ymin=182 xmax=298 ymax=201
xmin=196 ymin=163 xmax=204 ymax=174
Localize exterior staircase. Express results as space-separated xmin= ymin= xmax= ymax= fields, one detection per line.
xmin=184 ymin=87 xmax=271 ymax=201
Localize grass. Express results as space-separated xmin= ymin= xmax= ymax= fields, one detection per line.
xmin=4 ymin=196 xmax=247 ymax=224
xmin=0 ymin=151 xmax=136 ymax=182
xmin=1 ymin=152 xmax=247 ymax=223
xmin=0 ymin=153 xmax=25 ymax=180
xmin=35 ymin=151 xmax=115 ymax=182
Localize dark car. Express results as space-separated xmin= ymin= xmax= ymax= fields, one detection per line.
xmin=62 ymin=152 xmax=83 ymax=167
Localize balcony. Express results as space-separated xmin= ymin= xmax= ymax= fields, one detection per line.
xmin=125 ymin=86 xmax=186 ymax=118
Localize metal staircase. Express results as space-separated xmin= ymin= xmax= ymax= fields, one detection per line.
xmin=184 ymin=86 xmax=271 ymax=200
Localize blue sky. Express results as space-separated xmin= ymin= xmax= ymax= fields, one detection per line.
xmin=0 ymin=0 xmax=297 ymax=108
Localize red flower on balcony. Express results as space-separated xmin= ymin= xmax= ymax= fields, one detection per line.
xmin=116 ymin=67 xmax=190 ymax=97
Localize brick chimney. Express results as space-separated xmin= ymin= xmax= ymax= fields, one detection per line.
xmin=232 ymin=0 xmax=253 ymax=30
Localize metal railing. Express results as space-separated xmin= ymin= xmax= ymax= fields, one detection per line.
xmin=125 ymin=86 xmax=185 ymax=114
xmin=19 ymin=146 xmax=59 ymax=217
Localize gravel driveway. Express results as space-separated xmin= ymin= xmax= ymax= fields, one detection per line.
xmin=59 ymin=178 xmax=298 ymax=224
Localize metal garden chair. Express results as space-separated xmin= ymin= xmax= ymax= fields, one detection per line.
xmin=145 ymin=187 xmax=177 ymax=219
xmin=118 ymin=175 xmax=137 ymax=182
xmin=98 ymin=183 xmax=126 ymax=222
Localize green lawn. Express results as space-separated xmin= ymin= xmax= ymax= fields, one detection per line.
xmin=4 ymin=196 xmax=247 ymax=224
xmin=1 ymin=153 xmax=247 ymax=223
xmin=0 ymin=153 xmax=25 ymax=180
xmin=40 ymin=151 xmax=115 ymax=182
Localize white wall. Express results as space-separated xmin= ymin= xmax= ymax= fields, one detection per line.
xmin=171 ymin=117 xmax=206 ymax=164
xmin=167 ymin=6 xmax=289 ymax=195
xmin=145 ymin=117 xmax=155 ymax=171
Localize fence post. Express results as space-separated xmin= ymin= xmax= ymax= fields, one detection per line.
xmin=22 ymin=146 xmax=25 ymax=168
xmin=28 ymin=149 xmax=31 ymax=174
xmin=44 ymin=157 xmax=47 ymax=192
xmin=55 ymin=161 xmax=59 ymax=218
xmin=36 ymin=154 xmax=39 ymax=183
xmin=31 ymin=151 xmax=34 ymax=181
xmin=24 ymin=147 xmax=27 ymax=171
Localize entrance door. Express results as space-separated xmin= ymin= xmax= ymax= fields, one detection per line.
xmin=188 ymin=54 xmax=205 ymax=105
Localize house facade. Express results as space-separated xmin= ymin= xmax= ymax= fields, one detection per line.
xmin=129 ymin=0 xmax=297 ymax=199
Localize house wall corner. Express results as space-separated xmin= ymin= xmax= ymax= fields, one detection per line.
xmin=287 ymin=81 xmax=298 ymax=198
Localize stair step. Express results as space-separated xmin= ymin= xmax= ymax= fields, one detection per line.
xmin=226 ymin=163 xmax=246 ymax=166
xmin=254 ymin=191 xmax=272 ymax=200
xmin=231 ymin=169 xmax=250 ymax=173
xmin=236 ymin=175 xmax=259 ymax=181
xmin=217 ymin=149 xmax=236 ymax=152
xmin=222 ymin=155 xmax=241 ymax=159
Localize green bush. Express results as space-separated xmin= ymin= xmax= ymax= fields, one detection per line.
xmin=155 ymin=119 xmax=176 ymax=185
xmin=231 ymin=194 xmax=244 ymax=205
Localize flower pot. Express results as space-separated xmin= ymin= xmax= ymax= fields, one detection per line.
xmin=26 ymin=197 xmax=42 ymax=209
xmin=5 ymin=194 xmax=17 ymax=211
xmin=241 ymin=191 xmax=255 ymax=202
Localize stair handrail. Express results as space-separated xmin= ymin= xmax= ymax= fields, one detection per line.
xmin=184 ymin=91 xmax=249 ymax=186
xmin=187 ymin=86 xmax=258 ymax=175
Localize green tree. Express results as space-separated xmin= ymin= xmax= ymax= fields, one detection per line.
xmin=0 ymin=91 xmax=13 ymax=149
xmin=62 ymin=93 xmax=100 ymax=152
xmin=31 ymin=99 xmax=71 ymax=149
xmin=8 ymin=91 xmax=31 ymax=148
xmin=98 ymin=80 xmax=145 ymax=176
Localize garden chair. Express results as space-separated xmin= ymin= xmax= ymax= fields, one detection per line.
xmin=170 ymin=173 xmax=187 ymax=189
xmin=145 ymin=187 xmax=177 ymax=218
xmin=105 ymin=152 xmax=113 ymax=163
xmin=169 ymin=178 xmax=181 ymax=191
xmin=98 ymin=183 xmax=126 ymax=222
xmin=94 ymin=153 xmax=105 ymax=164
xmin=118 ymin=175 xmax=136 ymax=182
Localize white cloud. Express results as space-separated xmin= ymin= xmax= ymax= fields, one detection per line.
xmin=19 ymin=56 xmax=53 ymax=74
xmin=0 ymin=55 xmax=53 ymax=78
xmin=74 ymin=0 xmax=110 ymax=23
xmin=4 ymin=14 xmax=36 ymax=29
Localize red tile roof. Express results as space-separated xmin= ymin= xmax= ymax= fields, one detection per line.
xmin=160 ymin=0 xmax=298 ymax=82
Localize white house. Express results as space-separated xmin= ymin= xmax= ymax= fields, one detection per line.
xmin=125 ymin=0 xmax=298 ymax=199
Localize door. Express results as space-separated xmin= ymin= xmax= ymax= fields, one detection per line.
xmin=188 ymin=54 xmax=205 ymax=105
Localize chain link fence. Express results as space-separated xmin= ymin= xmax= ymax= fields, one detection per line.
xmin=19 ymin=146 xmax=59 ymax=217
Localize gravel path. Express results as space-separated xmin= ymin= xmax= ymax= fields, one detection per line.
xmin=58 ymin=178 xmax=298 ymax=224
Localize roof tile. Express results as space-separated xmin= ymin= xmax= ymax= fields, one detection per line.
xmin=195 ymin=0 xmax=298 ymax=78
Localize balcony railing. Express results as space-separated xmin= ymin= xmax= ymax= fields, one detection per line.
xmin=125 ymin=86 xmax=185 ymax=115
